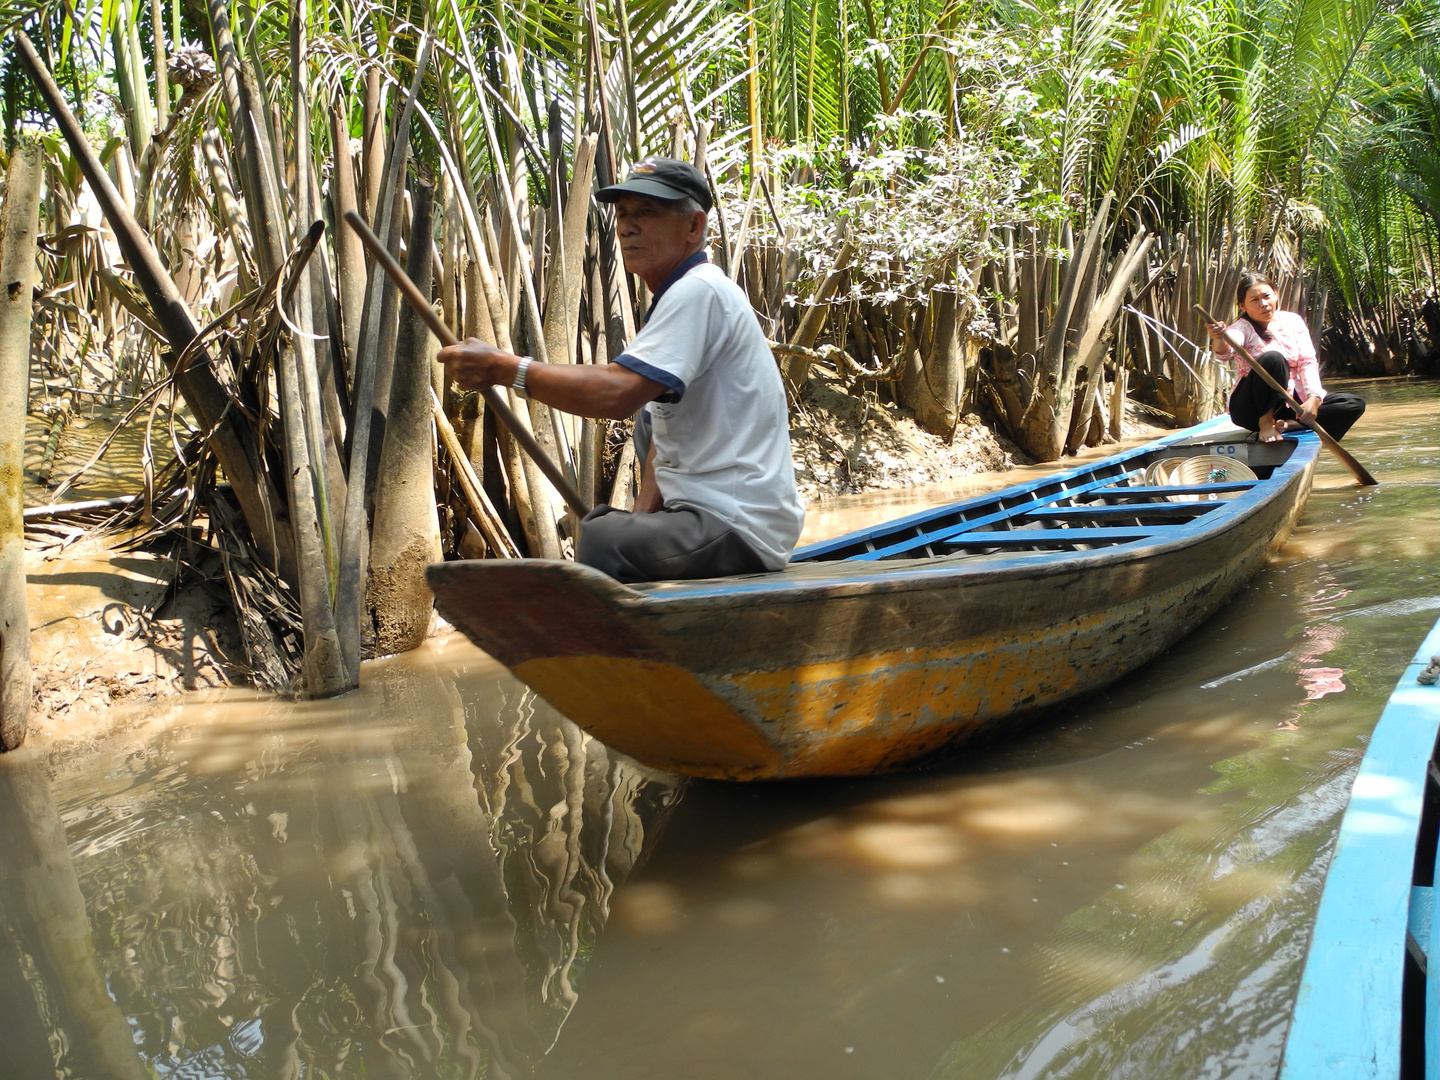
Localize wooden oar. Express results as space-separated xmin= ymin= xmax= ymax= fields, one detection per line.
xmin=345 ymin=209 xmax=592 ymax=517
xmin=1194 ymin=304 xmax=1378 ymax=487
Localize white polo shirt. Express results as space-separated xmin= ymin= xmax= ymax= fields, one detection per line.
xmin=616 ymin=256 xmax=805 ymax=569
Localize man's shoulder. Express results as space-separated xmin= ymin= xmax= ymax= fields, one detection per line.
xmin=664 ymin=259 xmax=745 ymax=304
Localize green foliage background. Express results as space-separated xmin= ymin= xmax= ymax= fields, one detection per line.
xmin=3 ymin=0 xmax=1436 ymax=311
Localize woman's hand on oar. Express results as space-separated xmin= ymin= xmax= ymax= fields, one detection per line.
xmin=343 ymin=210 xmax=592 ymax=517
xmin=1194 ymin=304 xmax=1377 ymax=487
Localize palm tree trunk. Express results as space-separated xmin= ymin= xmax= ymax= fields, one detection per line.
xmin=543 ymin=133 xmax=597 ymax=531
xmin=367 ymin=182 xmax=442 ymax=654
xmin=1018 ymin=195 xmax=1113 ymax=460
xmin=200 ymin=131 xmax=254 ymax=292
xmin=361 ymin=67 xmax=385 ymax=223
xmin=336 ymin=36 xmax=431 ymax=679
xmin=901 ymin=279 xmax=965 ymax=439
xmin=282 ymin=0 xmax=347 ymax=695
xmin=207 ymin=0 xmax=286 ymax=278
xmin=1064 ymin=231 xmax=1153 ymax=453
xmin=470 ymin=217 xmax=544 ymax=552
xmin=542 ymin=134 xmax=597 ymax=368
xmin=0 ymin=143 xmax=40 ymax=751
xmin=783 ymin=240 xmax=854 ymax=387
xmin=151 ymin=0 xmax=170 ymax=132
xmin=1108 ymin=313 xmax=1128 ymax=440
xmin=331 ymin=93 xmax=367 ymax=376
xmin=479 ymin=111 xmax=567 ymax=560
xmin=275 ymin=228 xmax=347 ymax=696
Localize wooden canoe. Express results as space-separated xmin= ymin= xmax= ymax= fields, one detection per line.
xmin=1278 ymin=615 xmax=1440 ymax=1078
xmin=428 ymin=419 xmax=1319 ymax=780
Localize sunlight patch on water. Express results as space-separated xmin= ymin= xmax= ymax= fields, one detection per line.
xmin=846 ymin=821 xmax=966 ymax=868
xmin=612 ymin=881 xmax=687 ymax=934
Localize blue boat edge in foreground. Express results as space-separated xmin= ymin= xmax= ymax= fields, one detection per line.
xmin=1279 ymin=615 xmax=1440 ymax=1079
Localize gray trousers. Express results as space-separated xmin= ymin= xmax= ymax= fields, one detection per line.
xmin=576 ymin=504 xmax=770 ymax=584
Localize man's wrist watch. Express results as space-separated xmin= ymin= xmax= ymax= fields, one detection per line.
xmin=512 ymin=356 xmax=534 ymax=398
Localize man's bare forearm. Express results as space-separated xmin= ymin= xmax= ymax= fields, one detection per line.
xmin=437 ymin=337 xmax=663 ymax=420
xmin=527 ymin=361 xmax=663 ymax=419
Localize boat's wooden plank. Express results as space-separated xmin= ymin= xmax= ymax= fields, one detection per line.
xmin=851 ymin=478 xmax=1266 ymax=563
xmin=1019 ymin=504 xmax=1212 ymax=522
xmin=1087 ymin=481 xmax=1260 ymax=500
xmin=1279 ymin=616 xmax=1440 ymax=1080
xmin=933 ymin=526 xmax=1160 ymax=550
xmin=850 ymin=470 xmax=1147 ymax=561
xmin=795 ymin=417 xmax=1252 ymax=562
xmin=860 ymin=474 xmax=1265 ymax=560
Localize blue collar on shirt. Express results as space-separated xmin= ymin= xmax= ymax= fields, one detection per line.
xmin=644 ymin=250 xmax=708 ymax=325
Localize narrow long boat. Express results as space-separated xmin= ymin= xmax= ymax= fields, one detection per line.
xmin=429 ymin=418 xmax=1319 ymax=780
xmin=1279 ymin=616 xmax=1440 ymax=1079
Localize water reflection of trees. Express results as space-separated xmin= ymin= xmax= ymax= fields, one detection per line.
xmin=0 ymin=750 xmax=151 ymax=1080
xmin=16 ymin=659 xmax=680 ymax=1079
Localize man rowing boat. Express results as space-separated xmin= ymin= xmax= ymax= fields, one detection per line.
xmin=439 ymin=157 xmax=805 ymax=583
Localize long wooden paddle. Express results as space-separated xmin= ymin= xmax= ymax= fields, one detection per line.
xmin=1194 ymin=304 xmax=1378 ymax=487
xmin=345 ymin=209 xmax=592 ymax=516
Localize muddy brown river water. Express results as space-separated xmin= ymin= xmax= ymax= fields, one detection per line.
xmin=1 ymin=379 xmax=1435 ymax=1080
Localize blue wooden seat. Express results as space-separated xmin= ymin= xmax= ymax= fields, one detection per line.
xmin=1089 ymin=481 xmax=1260 ymax=500
xmin=937 ymin=526 xmax=1159 ymax=549
xmin=854 ymin=470 xmax=1146 ymax=560
xmin=1020 ymin=503 xmax=1211 ymax=522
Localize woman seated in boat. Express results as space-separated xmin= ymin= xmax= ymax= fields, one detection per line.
xmin=439 ymin=158 xmax=805 ymax=584
xmin=1206 ymin=272 xmax=1365 ymax=443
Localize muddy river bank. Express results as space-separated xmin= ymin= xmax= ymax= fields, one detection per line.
xmin=2 ymin=378 xmax=1435 ymax=1079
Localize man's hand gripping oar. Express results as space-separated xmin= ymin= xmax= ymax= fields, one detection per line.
xmin=1194 ymin=304 xmax=1377 ymax=487
xmin=345 ymin=210 xmax=592 ymax=517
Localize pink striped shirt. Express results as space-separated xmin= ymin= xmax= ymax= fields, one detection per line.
xmin=1221 ymin=310 xmax=1327 ymax=401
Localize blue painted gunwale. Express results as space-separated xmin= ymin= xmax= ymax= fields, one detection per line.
xmin=1278 ymin=616 xmax=1440 ymax=1079
xmin=630 ymin=418 xmax=1318 ymax=602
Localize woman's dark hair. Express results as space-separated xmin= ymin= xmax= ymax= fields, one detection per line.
xmin=1235 ymin=271 xmax=1278 ymax=341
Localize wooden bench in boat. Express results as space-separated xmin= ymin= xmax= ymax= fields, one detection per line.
xmin=1087 ymin=482 xmax=1260 ymax=500
xmin=839 ymin=474 xmax=1265 ymax=560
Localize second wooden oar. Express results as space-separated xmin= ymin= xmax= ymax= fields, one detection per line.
xmin=344 ymin=209 xmax=592 ymax=517
xmin=1194 ymin=304 xmax=1378 ymax=487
